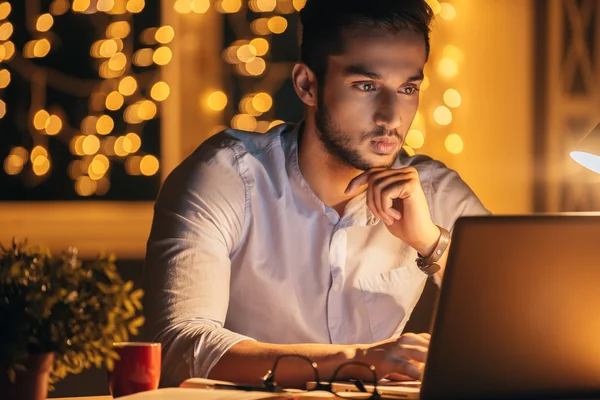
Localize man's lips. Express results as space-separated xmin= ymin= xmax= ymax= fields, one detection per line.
xmin=370 ymin=137 xmax=400 ymax=155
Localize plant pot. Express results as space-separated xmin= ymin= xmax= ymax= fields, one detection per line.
xmin=1 ymin=352 xmax=54 ymax=400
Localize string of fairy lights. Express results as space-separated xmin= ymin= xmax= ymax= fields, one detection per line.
xmin=0 ymin=0 xmax=167 ymax=197
xmin=0 ymin=0 xmax=464 ymax=198
xmin=405 ymin=0 xmax=464 ymax=156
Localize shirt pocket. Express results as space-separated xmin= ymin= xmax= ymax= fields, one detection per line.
xmin=357 ymin=265 xmax=427 ymax=342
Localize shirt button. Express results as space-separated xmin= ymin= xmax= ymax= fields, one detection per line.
xmin=332 ymin=283 xmax=340 ymax=292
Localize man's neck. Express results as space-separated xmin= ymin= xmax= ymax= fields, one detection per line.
xmin=297 ymin=120 xmax=363 ymax=216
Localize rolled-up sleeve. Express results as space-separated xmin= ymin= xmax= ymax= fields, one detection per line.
xmin=143 ymin=138 xmax=254 ymax=387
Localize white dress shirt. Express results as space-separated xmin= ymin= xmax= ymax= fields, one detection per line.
xmin=143 ymin=122 xmax=488 ymax=386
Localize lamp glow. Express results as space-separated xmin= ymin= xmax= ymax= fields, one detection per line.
xmin=571 ymin=122 xmax=600 ymax=174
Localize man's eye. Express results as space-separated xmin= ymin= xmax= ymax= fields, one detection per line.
xmin=400 ymin=86 xmax=419 ymax=95
xmin=356 ymin=83 xmax=377 ymax=92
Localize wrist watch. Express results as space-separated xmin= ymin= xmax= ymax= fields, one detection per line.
xmin=415 ymin=226 xmax=450 ymax=276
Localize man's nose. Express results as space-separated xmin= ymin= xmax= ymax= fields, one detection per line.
xmin=373 ymin=91 xmax=402 ymax=131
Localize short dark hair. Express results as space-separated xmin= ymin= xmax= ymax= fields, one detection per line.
xmin=299 ymin=0 xmax=434 ymax=83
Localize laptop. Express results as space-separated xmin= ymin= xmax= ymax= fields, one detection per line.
xmin=309 ymin=214 xmax=600 ymax=399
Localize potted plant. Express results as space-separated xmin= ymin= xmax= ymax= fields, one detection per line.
xmin=0 ymin=239 xmax=145 ymax=400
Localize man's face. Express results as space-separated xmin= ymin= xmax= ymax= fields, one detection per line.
xmin=315 ymin=29 xmax=427 ymax=170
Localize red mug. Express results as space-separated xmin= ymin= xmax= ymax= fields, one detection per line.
xmin=108 ymin=342 xmax=161 ymax=398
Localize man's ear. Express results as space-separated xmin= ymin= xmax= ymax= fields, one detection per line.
xmin=292 ymin=63 xmax=318 ymax=107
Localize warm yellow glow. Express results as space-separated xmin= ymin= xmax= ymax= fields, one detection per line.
xmin=96 ymin=115 xmax=115 ymax=135
xmin=33 ymin=39 xmax=51 ymax=57
xmin=133 ymin=48 xmax=154 ymax=67
xmin=251 ymin=18 xmax=270 ymax=36
xmin=75 ymin=176 xmax=97 ymax=196
xmin=95 ymin=177 xmax=110 ymax=195
xmin=71 ymin=136 xmax=85 ymax=156
xmin=0 ymin=69 xmax=10 ymax=88
xmin=120 ymin=136 xmax=133 ymax=153
xmin=4 ymin=154 xmax=24 ymax=175
xmin=126 ymin=132 xmax=142 ymax=152
xmin=2 ymin=41 xmax=14 ymax=61
xmin=268 ymin=120 xmax=285 ymax=130
xmin=405 ymin=129 xmax=425 ymax=149
xmin=30 ymin=146 xmax=48 ymax=163
xmin=232 ymin=114 xmax=258 ymax=131
xmin=151 ymin=81 xmax=170 ymax=101
xmin=124 ymin=104 xmax=142 ymax=124
xmin=440 ymin=2 xmax=456 ymax=20
xmin=250 ymin=0 xmax=276 ymax=12
xmin=252 ymin=93 xmax=273 ymax=113
xmin=109 ymin=0 xmax=128 ymax=15
xmin=442 ymin=45 xmax=463 ymax=63
xmin=44 ymin=115 xmax=62 ymax=135
xmin=246 ymin=57 xmax=266 ymax=76
xmin=126 ymin=0 xmax=145 ymax=13
xmin=99 ymin=39 xmax=118 ymax=57
xmin=412 ymin=111 xmax=423 ymax=126
xmin=434 ymin=106 xmax=452 ymax=126
xmin=438 ymin=57 xmax=458 ymax=78
xmin=223 ymin=46 xmax=241 ymax=64
xmin=191 ymin=0 xmax=210 ymax=13
xmin=445 ymin=133 xmax=464 ymax=154
xmin=155 ymin=26 xmax=175 ymax=44
xmin=276 ymin=0 xmax=295 ymax=13
xmin=125 ymin=156 xmax=142 ymax=175
xmin=255 ymin=121 xmax=271 ymax=133
xmin=106 ymin=91 xmax=125 ymax=110
xmin=108 ymin=52 xmax=127 ymax=70
xmin=443 ymin=88 xmax=462 ymax=108
xmin=32 ymin=155 xmax=51 ymax=176
xmin=0 ymin=99 xmax=5 ymax=119
xmin=72 ymin=0 xmax=91 ymax=12
xmin=427 ymin=0 xmax=442 ymax=14
xmin=268 ymin=16 xmax=288 ymax=34
xmin=240 ymin=96 xmax=261 ymax=116
xmin=0 ymin=2 xmax=11 ymax=19
xmin=118 ymin=76 xmax=137 ymax=96
xmin=33 ymin=110 xmax=50 ymax=130
xmin=207 ymin=91 xmax=228 ymax=111
xmin=97 ymin=0 xmax=114 ymax=12
xmin=292 ymin=0 xmax=306 ymax=11
xmin=237 ymin=44 xmax=257 ymax=63
xmin=138 ymin=100 xmax=157 ymax=120
xmin=68 ymin=160 xmax=82 ymax=179
xmin=81 ymin=116 xmax=98 ymax=134
xmin=106 ymin=21 xmax=130 ymax=38
xmin=250 ymin=38 xmax=269 ymax=56
xmin=114 ymin=136 xmax=128 ymax=156
xmin=140 ymin=155 xmax=159 ymax=176
xmin=89 ymin=154 xmax=109 ymax=177
xmin=102 ymin=136 xmax=116 ymax=155
xmin=0 ymin=45 xmax=5 ymax=63
xmin=82 ymin=135 xmax=101 ymax=155
xmin=174 ymin=0 xmax=193 ymax=13
xmin=0 ymin=23 xmax=12 ymax=41
xmin=153 ymin=46 xmax=172 ymax=65
xmin=36 ymin=14 xmax=54 ymax=32
xmin=10 ymin=146 xmax=28 ymax=160
xmin=403 ymin=146 xmax=416 ymax=156
xmin=50 ymin=0 xmax=70 ymax=15
xmin=217 ymin=0 xmax=242 ymax=13
xmin=140 ymin=28 xmax=158 ymax=45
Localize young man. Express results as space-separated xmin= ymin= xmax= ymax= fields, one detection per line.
xmin=144 ymin=0 xmax=488 ymax=389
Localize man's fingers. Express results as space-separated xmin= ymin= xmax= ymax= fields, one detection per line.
xmin=387 ymin=358 xmax=425 ymax=381
xmin=398 ymin=333 xmax=430 ymax=348
xmin=345 ymin=171 xmax=371 ymax=195
xmin=393 ymin=344 xmax=428 ymax=363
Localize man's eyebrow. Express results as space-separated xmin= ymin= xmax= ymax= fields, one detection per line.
xmin=343 ymin=65 xmax=382 ymax=80
xmin=406 ymin=70 xmax=425 ymax=82
xmin=343 ymin=65 xmax=425 ymax=83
